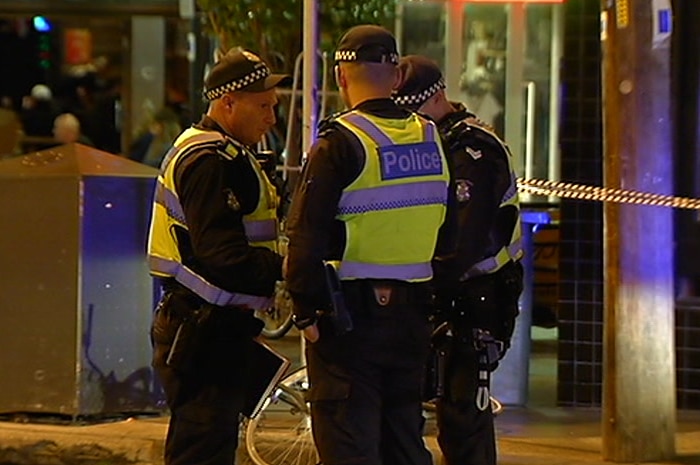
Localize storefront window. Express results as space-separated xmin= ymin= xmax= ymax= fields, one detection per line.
xmin=397 ymin=1 xmax=562 ymax=185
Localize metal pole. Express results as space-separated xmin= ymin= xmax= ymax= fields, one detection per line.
xmin=444 ymin=0 xmax=464 ymax=102
xmin=504 ymin=3 xmax=525 ymax=177
xmin=302 ymin=0 xmax=319 ymax=156
xmin=299 ymin=0 xmax=320 ymax=367
xmin=188 ymin=12 xmax=209 ymax=124
xmin=547 ymin=4 xmax=563 ymax=184
xmin=601 ymin=0 xmax=675 ymax=461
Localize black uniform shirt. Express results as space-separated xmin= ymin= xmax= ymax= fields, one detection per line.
xmin=436 ymin=103 xmax=516 ymax=275
xmin=286 ymin=98 xmax=459 ymax=320
xmin=169 ymin=115 xmax=283 ymax=298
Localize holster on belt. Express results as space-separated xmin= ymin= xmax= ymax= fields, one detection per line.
xmin=165 ymin=304 xmax=213 ymax=372
xmin=323 ymin=261 xmax=354 ymax=335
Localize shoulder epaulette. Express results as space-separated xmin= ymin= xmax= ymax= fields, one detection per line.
xmin=318 ymin=109 xmax=351 ymax=137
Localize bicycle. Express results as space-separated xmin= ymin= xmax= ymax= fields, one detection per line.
xmin=244 ymin=366 xmax=316 ymax=465
xmin=254 ymin=281 xmax=295 ymax=339
xmin=244 ymin=366 xmax=504 ymax=465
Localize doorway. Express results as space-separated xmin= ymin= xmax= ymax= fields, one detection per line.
xmin=396 ymin=0 xmax=565 ymax=407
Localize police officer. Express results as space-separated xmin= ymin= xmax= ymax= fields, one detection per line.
xmin=147 ymin=48 xmax=290 ymax=465
xmin=393 ymin=55 xmax=524 ymax=465
xmin=285 ymin=25 xmax=458 ymax=465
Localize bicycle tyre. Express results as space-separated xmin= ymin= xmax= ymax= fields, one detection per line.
xmin=245 ymin=368 xmax=320 ymax=465
xmin=258 ymin=310 xmax=293 ymax=339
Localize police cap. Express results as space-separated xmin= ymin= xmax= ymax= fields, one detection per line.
xmin=203 ymin=48 xmax=291 ymax=101
xmin=393 ymin=55 xmax=446 ymax=110
xmin=334 ymin=25 xmax=399 ymax=64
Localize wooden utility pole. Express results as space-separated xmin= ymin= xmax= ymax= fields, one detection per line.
xmin=601 ymin=0 xmax=676 ymax=462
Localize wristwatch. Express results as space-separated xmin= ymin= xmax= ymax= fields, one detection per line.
xmin=291 ymin=314 xmax=317 ymax=330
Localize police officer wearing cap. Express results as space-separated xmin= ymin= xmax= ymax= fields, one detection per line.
xmin=285 ymin=25 xmax=458 ymax=465
xmin=147 ymin=48 xmax=290 ymax=465
xmin=394 ymin=55 xmax=524 ymax=465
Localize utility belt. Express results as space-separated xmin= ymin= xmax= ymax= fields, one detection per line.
xmin=425 ymin=261 xmax=522 ymax=408
xmin=342 ymin=279 xmax=432 ymax=312
xmin=321 ymin=276 xmax=432 ymax=336
xmin=449 ymin=260 xmax=522 ymax=340
xmin=159 ymin=278 xmax=208 ymax=313
xmin=456 ymin=260 xmax=523 ymax=297
xmin=159 ymin=277 xmax=257 ymax=312
xmin=155 ymin=278 xmax=264 ymax=373
xmin=426 ymin=323 xmax=504 ymax=410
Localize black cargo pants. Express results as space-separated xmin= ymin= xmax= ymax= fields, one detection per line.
xmin=150 ymin=287 xmax=263 ymax=465
xmin=436 ymin=261 xmax=522 ymax=465
xmin=306 ymin=280 xmax=435 ymax=465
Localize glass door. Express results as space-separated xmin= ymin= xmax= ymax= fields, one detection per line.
xmin=397 ymin=0 xmax=564 ymax=185
xmin=397 ymin=0 xmax=565 ymax=406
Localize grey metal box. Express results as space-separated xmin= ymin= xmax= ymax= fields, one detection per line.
xmin=0 ymin=144 xmax=161 ymax=417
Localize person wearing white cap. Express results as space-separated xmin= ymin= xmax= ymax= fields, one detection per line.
xmin=394 ymin=54 xmax=524 ymax=465
xmin=147 ymin=48 xmax=291 ymax=465
xmin=286 ymin=25 xmax=459 ymax=465
xmin=20 ymin=83 xmax=59 ymax=137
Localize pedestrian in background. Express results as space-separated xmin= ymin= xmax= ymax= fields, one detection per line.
xmin=129 ymin=106 xmax=181 ymax=167
xmin=52 ymin=112 xmax=94 ymax=146
xmin=147 ymin=48 xmax=289 ymax=465
xmin=394 ymin=55 xmax=524 ymax=465
xmin=285 ymin=25 xmax=458 ymax=465
xmin=20 ymin=84 xmax=60 ymax=138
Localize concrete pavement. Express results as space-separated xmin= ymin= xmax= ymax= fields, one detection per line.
xmin=1 ymin=407 xmax=699 ymax=465
xmin=2 ymin=331 xmax=698 ymax=465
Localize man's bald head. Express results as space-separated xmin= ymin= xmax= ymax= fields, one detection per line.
xmin=53 ymin=113 xmax=82 ymax=144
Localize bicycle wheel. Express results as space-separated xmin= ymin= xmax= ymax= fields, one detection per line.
xmin=256 ymin=282 xmax=294 ymax=339
xmin=245 ymin=368 xmax=320 ymax=465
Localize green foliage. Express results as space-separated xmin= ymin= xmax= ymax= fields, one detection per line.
xmin=196 ymin=0 xmax=396 ymax=72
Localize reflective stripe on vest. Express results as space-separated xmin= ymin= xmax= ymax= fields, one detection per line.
xmin=337 ymin=180 xmax=448 ymax=215
xmin=240 ymin=149 xmax=279 ymax=249
xmin=149 ymin=255 xmax=273 ymax=308
xmin=154 ymin=182 xmax=185 ymax=223
xmin=243 ymin=218 xmax=278 ymax=243
xmin=334 ymin=111 xmax=449 ymax=282
xmin=339 ymin=260 xmax=433 ymax=281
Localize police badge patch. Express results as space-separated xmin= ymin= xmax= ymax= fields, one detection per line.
xmin=223 ymin=188 xmax=241 ymax=211
xmin=456 ymin=179 xmax=472 ymax=202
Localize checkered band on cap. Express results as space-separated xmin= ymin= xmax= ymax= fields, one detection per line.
xmin=334 ymin=50 xmax=399 ymax=64
xmin=393 ymin=77 xmax=446 ymax=108
xmin=335 ymin=50 xmax=357 ymax=62
xmin=204 ymin=62 xmax=270 ymax=101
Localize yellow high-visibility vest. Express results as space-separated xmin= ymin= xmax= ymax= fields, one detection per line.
xmin=334 ymin=111 xmax=450 ymax=282
xmin=147 ymin=127 xmax=278 ymax=307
